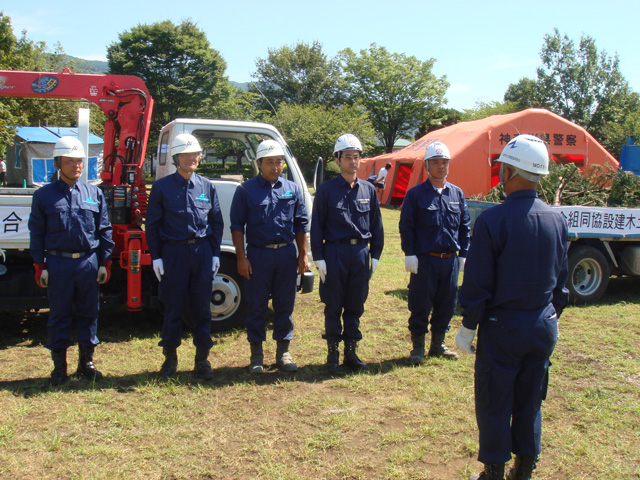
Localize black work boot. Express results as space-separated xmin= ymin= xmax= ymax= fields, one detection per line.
xmin=326 ymin=340 xmax=340 ymax=373
xmin=506 ymin=455 xmax=537 ymax=480
xmin=193 ymin=348 xmax=214 ymax=380
xmin=50 ymin=348 xmax=68 ymax=385
xmin=275 ymin=340 xmax=298 ymax=372
xmin=343 ymin=340 xmax=368 ymax=371
xmin=248 ymin=342 xmax=264 ymax=374
xmin=470 ymin=462 xmax=505 ymax=480
xmin=428 ymin=332 xmax=459 ymax=359
xmin=409 ymin=332 xmax=426 ymax=364
xmin=77 ymin=345 xmax=103 ymax=380
xmin=160 ymin=347 xmax=178 ymax=379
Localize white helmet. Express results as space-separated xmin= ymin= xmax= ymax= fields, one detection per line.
xmin=498 ymin=134 xmax=549 ymax=181
xmin=333 ymin=134 xmax=363 ymax=156
xmin=53 ymin=136 xmax=85 ymax=159
xmin=256 ymin=139 xmax=285 ymax=160
xmin=170 ymin=133 xmax=201 ymax=157
xmin=424 ymin=141 xmax=451 ymax=161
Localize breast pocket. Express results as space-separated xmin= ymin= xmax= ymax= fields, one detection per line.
xmin=45 ymin=204 xmax=67 ymax=233
xmin=354 ymin=199 xmax=371 ymax=231
xmin=418 ymin=203 xmax=439 ymax=227
xmin=445 ymin=202 xmax=461 ymax=229
xmin=249 ymin=201 xmax=269 ymax=225
xmin=195 ymin=204 xmax=212 ymax=228
xmin=78 ymin=203 xmax=99 ymax=233
xmin=277 ymin=198 xmax=296 ymax=226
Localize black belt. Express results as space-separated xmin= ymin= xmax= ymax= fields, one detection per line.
xmin=47 ymin=249 xmax=95 ymax=259
xmin=250 ymin=242 xmax=292 ymax=249
xmin=165 ymin=238 xmax=205 ymax=245
xmin=332 ymin=237 xmax=368 ymax=245
xmin=428 ymin=252 xmax=454 ymax=259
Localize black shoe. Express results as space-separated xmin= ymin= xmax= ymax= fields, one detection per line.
xmin=193 ymin=348 xmax=214 ymax=380
xmin=343 ymin=340 xmax=368 ymax=371
xmin=506 ymin=455 xmax=537 ymax=480
xmin=77 ymin=345 xmax=103 ymax=380
xmin=470 ymin=463 xmax=505 ymax=480
xmin=50 ymin=348 xmax=68 ymax=385
xmin=160 ymin=347 xmax=178 ymax=379
xmin=326 ymin=340 xmax=340 ymax=373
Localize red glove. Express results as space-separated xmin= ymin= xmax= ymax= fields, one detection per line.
xmin=34 ymin=263 xmax=48 ymax=288
xmin=98 ymin=260 xmax=112 ymax=284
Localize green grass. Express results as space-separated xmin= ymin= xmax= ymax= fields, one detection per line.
xmin=0 ymin=207 xmax=639 ymax=479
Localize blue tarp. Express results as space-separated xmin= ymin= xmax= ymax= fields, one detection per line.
xmin=14 ymin=126 xmax=103 ymax=145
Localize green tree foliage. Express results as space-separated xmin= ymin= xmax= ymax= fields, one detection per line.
xmin=461 ymin=100 xmax=519 ymax=121
xmin=416 ymin=107 xmax=463 ymax=139
xmin=339 ymin=44 xmax=448 ymax=153
xmin=504 ymin=29 xmax=640 ymax=157
xmin=107 ymin=19 xmax=229 ymax=140
xmin=273 ymin=103 xmax=376 ymax=179
xmin=251 ymin=41 xmax=344 ymax=111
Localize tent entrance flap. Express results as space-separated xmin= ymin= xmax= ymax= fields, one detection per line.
xmin=390 ymin=162 xmax=413 ymax=205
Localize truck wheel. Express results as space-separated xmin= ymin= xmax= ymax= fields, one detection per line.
xmin=567 ymin=246 xmax=610 ymax=304
xmin=209 ymin=255 xmax=246 ymax=332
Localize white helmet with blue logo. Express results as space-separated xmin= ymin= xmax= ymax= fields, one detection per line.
xmin=256 ymin=139 xmax=285 ymax=160
xmin=170 ymin=133 xmax=202 ymax=157
xmin=53 ymin=136 xmax=85 ymax=159
xmin=498 ymin=134 xmax=549 ymax=182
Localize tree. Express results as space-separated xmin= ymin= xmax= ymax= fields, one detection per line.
xmin=503 ymin=77 xmax=544 ymax=110
xmin=273 ymin=103 xmax=376 ymax=179
xmin=107 ymin=20 xmax=229 ymax=140
xmin=339 ymin=44 xmax=448 ymax=153
xmin=251 ymin=41 xmax=344 ymax=111
xmin=416 ymin=107 xmax=463 ymax=139
xmin=461 ymin=100 xmax=519 ymax=121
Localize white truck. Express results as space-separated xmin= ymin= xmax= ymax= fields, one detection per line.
xmin=467 ymin=200 xmax=640 ymax=304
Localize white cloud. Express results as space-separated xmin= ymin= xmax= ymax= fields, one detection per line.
xmin=448 ymin=84 xmax=472 ymax=93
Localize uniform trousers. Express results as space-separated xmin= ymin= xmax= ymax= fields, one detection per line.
xmin=158 ymin=241 xmax=214 ymax=350
xmin=244 ymin=244 xmax=297 ymax=342
xmin=408 ymin=254 xmax=459 ymax=334
xmin=319 ymin=242 xmax=370 ymax=342
xmin=46 ymin=252 xmax=100 ymax=349
xmin=474 ymin=305 xmax=558 ymax=463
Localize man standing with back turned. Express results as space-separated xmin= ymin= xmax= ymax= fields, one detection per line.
xmin=456 ymin=135 xmax=569 ymax=480
xmin=399 ymin=141 xmax=470 ymax=362
xmin=311 ymin=134 xmax=384 ymax=372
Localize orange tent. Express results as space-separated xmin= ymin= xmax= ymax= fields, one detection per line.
xmin=359 ymin=108 xmax=619 ymax=205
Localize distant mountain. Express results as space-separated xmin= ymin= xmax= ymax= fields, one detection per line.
xmin=230 ymin=81 xmax=250 ymax=91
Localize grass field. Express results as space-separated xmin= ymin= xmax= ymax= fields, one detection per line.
xmin=1 ymin=207 xmax=639 ymax=480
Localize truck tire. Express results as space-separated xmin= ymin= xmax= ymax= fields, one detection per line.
xmin=209 ymin=255 xmax=246 ymax=332
xmin=567 ymin=246 xmax=610 ymax=304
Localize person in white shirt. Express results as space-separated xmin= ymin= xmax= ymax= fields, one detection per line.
xmin=374 ymin=163 xmax=392 ymax=201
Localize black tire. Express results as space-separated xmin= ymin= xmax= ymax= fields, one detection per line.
xmin=567 ymin=246 xmax=610 ymax=304
xmin=209 ymin=255 xmax=246 ymax=332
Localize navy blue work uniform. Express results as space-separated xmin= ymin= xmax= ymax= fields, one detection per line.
xmin=145 ymin=172 xmax=224 ymax=350
xmin=310 ymin=176 xmax=384 ymax=341
xmin=459 ymin=189 xmax=569 ymax=464
xmin=399 ymin=179 xmax=470 ymax=335
xmin=230 ymin=175 xmax=308 ymax=342
xmin=29 ymin=179 xmax=114 ymax=350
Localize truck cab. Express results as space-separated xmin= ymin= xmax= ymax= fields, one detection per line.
xmin=155 ymin=119 xmax=314 ymax=331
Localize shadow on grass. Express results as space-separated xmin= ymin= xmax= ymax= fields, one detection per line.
xmin=0 ymin=356 xmax=419 ymax=397
xmin=0 ymin=307 xmax=164 ymax=350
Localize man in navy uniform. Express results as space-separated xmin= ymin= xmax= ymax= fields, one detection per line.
xmin=456 ymin=135 xmax=569 ymax=480
xmin=311 ymin=134 xmax=384 ymax=372
xmin=230 ymin=139 xmax=309 ymax=374
xmin=399 ymin=141 xmax=470 ymax=362
xmin=29 ymin=136 xmax=114 ymax=384
xmin=145 ymin=133 xmax=224 ymax=380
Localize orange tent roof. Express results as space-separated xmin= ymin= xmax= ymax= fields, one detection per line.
xmin=359 ymin=108 xmax=619 ymax=204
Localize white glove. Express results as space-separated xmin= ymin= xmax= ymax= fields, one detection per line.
xmin=404 ymin=255 xmax=419 ymax=274
xmin=212 ymin=256 xmax=220 ymax=277
xmin=153 ymin=258 xmax=164 ymax=282
xmin=0 ymin=247 xmax=5 ymax=263
xmin=97 ymin=266 xmax=108 ymax=284
xmin=456 ymin=326 xmax=476 ymax=354
xmin=40 ymin=269 xmax=49 ymax=287
xmin=458 ymin=257 xmax=466 ymax=272
xmin=315 ymin=259 xmax=327 ymax=283
xmin=370 ymin=258 xmax=379 ymax=276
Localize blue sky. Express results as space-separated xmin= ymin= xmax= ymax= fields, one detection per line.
xmin=4 ymin=0 xmax=639 ymax=111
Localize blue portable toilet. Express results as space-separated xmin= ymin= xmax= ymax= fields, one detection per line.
xmin=619 ymin=136 xmax=640 ymax=175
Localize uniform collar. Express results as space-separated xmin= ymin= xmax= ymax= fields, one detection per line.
xmin=257 ymin=174 xmax=283 ymax=188
xmin=426 ymin=179 xmax=449 ymax=191
xmin=54 ymin=178 xmax=80 ymax=192
xmin=173 ymin=171 xmax=194 ymax=186
xmin=336 ymin=175 xmax=360 ymax=189
xmin=506 ymin=189 xmax=538 ymax=201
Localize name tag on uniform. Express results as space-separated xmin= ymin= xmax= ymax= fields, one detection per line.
xmin=357 ymin=198 xmax=369 ymax=204
xmin=449 ymin=201 xmax=460 ymax=205
xmin=281 ymin=190 xmax=295 ymax=199
xmin=196 ymin=193 xmax=210 ymax=202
